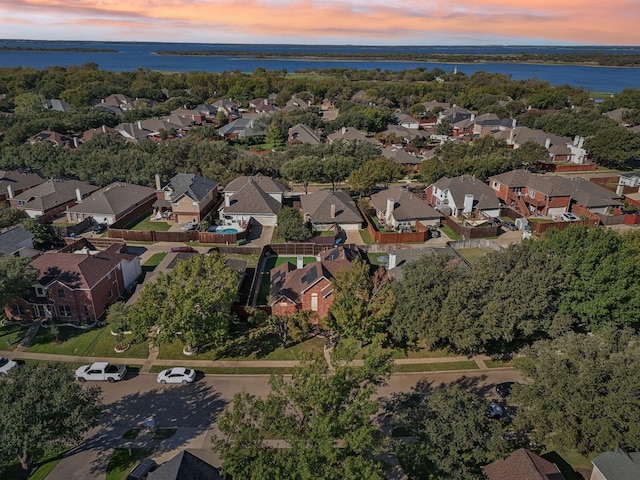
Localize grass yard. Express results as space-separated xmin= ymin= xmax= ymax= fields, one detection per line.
xmin=484 ymin=358 xmax=517 ymax=368
xmin=106 ymin=448 xmax=152 ymax=480
xmin=153 ymin=427 xmax=177 ymax=440
xmin=440 ymin=224 xmax=462 ymax=240
xmin=392 ymin=361 xmax=478 ymax=373
xmin=367 ymin=252 xmax=388 ymax=266
xmin=127 ymin=211 xmax=171 ymax=232
xmin=23 ymin=325 xmax=149 ymax=358
xmin=333 ymin=339 xmax=459 ymax=361
xmin=0 ymin=323 xmax=28 ymax=351
xmin=542 ymin=449 xmax=595 ymax=480
xmin=157 ymin=333 xmax=325 ymax=361
xmin=359 ymin=228 xmax=374 ymax=244
xmin=256 ymin=255 xmax=316 ymax=305
xmin=1 ymin=448 xmax=68 ymax=480
xmin=457 ymin=248 xmax=490 ymax=265
xmin=143 ymin=252 xmax=167 ymax=269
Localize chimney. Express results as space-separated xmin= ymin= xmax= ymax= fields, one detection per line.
xmin=297 ymin=256 xmax=304 ymax=269
xmin=6 ymin=184 xmax=13 ymax=199
xmin=616 ymin=184 xmax=625 ymax=196
xmin=73 ymin=137 xmax=78 ymax=148
xmin=330 ymin=204 xmax=336 ymax=219
xmin=75 ymin=188 xmax=82 ymax=203
xmin=573 ymin=135 xmax=579 ymax=146
xmin=463 ymin=194 xmax=474 ymax=214
xmin=137 ymin=120 xmax=142 ymax=129
xmin=155 ymin=174 xmax=162 ymax=191
xmin=578 ymin=137 xmax=584 ymax=148
xmin=341 ymin=126 xmax=346 ymax=135
xmin=388 ymin=253 xmax=397 ymax=270
xmin=224 ymin=194 xmax=231 ymax=208
xmin=545 ymin=138 xmax=551 ymax=149
xmin=386 ymin=197 xmax=394 ymax=223
xmin=512 ymin=118 xmax=517 ymax=128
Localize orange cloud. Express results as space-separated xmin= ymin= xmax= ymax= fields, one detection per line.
xmin=0 ymin=0 xmax=639 ymax=44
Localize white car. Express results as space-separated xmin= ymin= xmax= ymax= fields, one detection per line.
xmin=181 ymin=221 xmax=198 ymax=232
xmin=75 ymin=362 xmax=127 ymax=383
xmin=0 ymin=357 xmax=18 ymax=377
xmin=157 ymin=367 xmax=196 ymax=384
xmin=561 ymin=212 xmax=579 ymax=221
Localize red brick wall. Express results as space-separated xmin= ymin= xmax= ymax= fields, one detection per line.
xmin=300 ymin=278 xmax=334 ymax=319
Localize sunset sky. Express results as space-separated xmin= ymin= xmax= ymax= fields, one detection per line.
xmin=0 ymin=0 xmax=639 ymax=45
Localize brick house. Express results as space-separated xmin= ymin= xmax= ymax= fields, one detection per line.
xmin=269 ymin=246 xmax=360 ymax=321
xmin=5 ymin=245 xmax=141 ymax=323
xmin=154 ymin=173 xmax=219 ymax=224
xmin=0 ymin=169 xmax=46 ymax=203
xmin=425 ymin=175 xmax=501 ymax=219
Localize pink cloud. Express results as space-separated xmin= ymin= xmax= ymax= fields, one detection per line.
xmin=0 ymin=0 xmax=638 ymax=44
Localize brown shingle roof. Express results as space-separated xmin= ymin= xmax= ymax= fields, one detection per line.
xmin=482 ymin=448 xmax=566 ymax=480
xmin=300 ymin=189 xmax=363 ymax=225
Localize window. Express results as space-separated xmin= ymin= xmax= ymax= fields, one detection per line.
xmin=311 ymin=293 xmax=318 ymax=312
xmin=58 ymin=305 xmax=72 ymax=317
xmin=108 ymin=290 xmax=113 ymax=299
xmin=107 ymin=272 xmax=111 ymax=280
xmin=57 ymin=289 xmax=65 ymax=299
xmin=83 ymin=305 xmax=90 ymax=317
xmin=11 ymin=304 xmax=25 ymax=316
xmin=35 ymin=286 xmax=45 ymax=297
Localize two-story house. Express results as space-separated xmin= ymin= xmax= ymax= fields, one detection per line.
xmin=0 ymin=169 xmax=46 ymax=203
xmin=219 ymin=175 xmax=286 ymax=227
xmin=155 ymin=173 xmax=219 ymax=224
xmin=5 ymin=245 xmax=141 ymax=323
xmin=425 ymin=175 xmax=501 ymax=219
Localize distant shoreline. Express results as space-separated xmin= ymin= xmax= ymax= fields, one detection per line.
xmin=152 ymin=50 xmax=640 ymax=68
xmin=0 ymin=46 xmax=117 ymax=53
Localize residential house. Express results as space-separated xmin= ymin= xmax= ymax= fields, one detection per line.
xmin=423 ymin=101 xmax=451 ymax=113
xmin=288 ymin=123 xmax=322 ymax=145
xmin=219 ymin=175 xmax=285 ymax=227
xmin=0 ymin=226 xmax=38 ymax=258
xmin=249 ymin=98 xmax=278 ymax=113
xmin=618 ymin=170 xmax=640 ymax=189
xmin=155 ymin=173 xmax=219 ymax=224
xmin=194 ymin=103 xmax=219 ymax=122
xmin=590 ymin=448 xmax=640 ymax=480
xmin=493 ymin=126 xmax=589 ymax=165
xmin=300 ymin=189 xmax=364 ymax=232
xmin=169 ymin=107 xmax=207 ymax=125
xmin=269 ymin=246 xmax=360 ymax=320
xmin=285 ymin=96 xmax=311 ymax=111
xmin=217 ymin=116 xmax=264 ymax=139
xmin=0 ymin=169 xmax=46 ymax=203
xmin=65 ymin=182 xmax=157 ymax=226
xmin=44 ymin=98 xmax=72 ymax=112
xmin=371 ymin=187 xmax=441 ymax=230
xmin=5 ymin=245 xmax=141 ymax=323
xmin=10 ymin=179 xmax=100 ymax=222
xmin=438 ymin=106 xmax=473 ymax=125
xmin=396 ymin=113 xmax=420 ymax=129
xmin=212 ymin=99 xmax=239 ymax=118
xmin=425 ymin=175 xmax=501 ymax=219
xmin=80 ymin=125 xmax=117 ymax=143
xmin=380 ymin=125 xmax=431 ymax=144
xmin=565 ymin=177 xmax=623 ymax=216
xmin=114 ymin=122 xmax=154 ymax=142
xmin=604 ymin=108 xmax=631 ymax=126
xmin=147 ymin=451 xmax=223 ymax=480
xmin=27 ymin=130 xmax=78 ymax=149
xmin=482 ymin=448 xmax=566 ymax=480
xmin=472 ymin=113 xmax=516 ymax=136
xmin=327 ymin=127 xmax=382 ymax=146
xmin=386 ymin=246 xmax=461 ymax=281
xmin=382 ymin=146 xmax=422 ymax=171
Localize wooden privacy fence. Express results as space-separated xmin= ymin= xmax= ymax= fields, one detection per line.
xmin=359 ymin=207 xmax=429 ymax=244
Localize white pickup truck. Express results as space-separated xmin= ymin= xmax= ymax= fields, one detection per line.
xmin=75 ymin=362 xmax=127 ymax=383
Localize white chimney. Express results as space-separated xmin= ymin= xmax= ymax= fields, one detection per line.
xmin=75 ymin=188 xmax=82 ymax=203
xmin=578 ymin=137 xmax=584 ymax=148
xmin=224 ymin=194 xmax=231 ymax=208
xmin=463 ymin=194 xmax=474 ymax=213
xmin=341 ymin=126 xmax=346 ymax=135
xmin=511 ymin=118 xmax=517 ymax=128
xmin=6 ymin=184 xmax=13 ymax=199
xmin=330 ymin=204 xmax=336 ymax=219
xmin=573 ymin=135 xmax=579 ymax=146
xmin=616 ymin=184 xmax=625 ymax=196
xmin=155 ymin=174 xmax=162 ymax=191
xmin=545 ymin=138 xmax=551 ymax=149
xmin=137 ymin=120 xmax=142 ymax=129
xmin=386 ymin=197 xmax=394 ymax=223
xmin=388 ymin=253 xmax=397 ymax=270
xmin=297 ymin=256 xmax=304 ymax=269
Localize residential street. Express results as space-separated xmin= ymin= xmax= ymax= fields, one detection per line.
xmin=45 ymin=368 xmax=522 ymax=480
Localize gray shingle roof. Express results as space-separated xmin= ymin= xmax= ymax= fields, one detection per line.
xmin=147 ymin=451 xmax=222 ymax=480
xmin=224 ymin=175 xmax=286 ymax=195
xmin=433 ymin=175 xmax=501 ymax=210
xmin=592 ymin=449 xmax=640 ymax=479
xmin=224 ymin=181 xmax=282 ymax=215
xmin=12 ymin=179 xmax=100 ymax=212
xmin=300 ymin=189 xmax=363 ymax=225
xmin=167 ymin=173 xmax=219 ymax=203
xmin=0 ymin=226 xmax=34 ymax=255
xmin=0 ymin=170 xmax=45 ymax=198
xmin=66 ymin=182 xmax=156 ymax=217
xmin=371 ymin=187 xmax=441 ymax=221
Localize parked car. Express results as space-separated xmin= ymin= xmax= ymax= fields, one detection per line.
xmin=75 ymin=362 xmax=127 ymax=383
xmin=126 ymin=458 xmax=158 ymax=480
xmin=561 ymin=212 xmax=579 ymax=221
xmin=486 ymin=400 xmax=504 ymax=420
xmin=181 ymin=221 xmax=198 ymax=231
xmin=0 ymin=357 xmax=18 ymax=377
xmin=170 ymin=245 xmax=196 ymax=253
xmin=495 ymin=382 xmax=515 ymax=398
xmin=157 ymin=367 xmax=196 ymax=384
xmin=92 ymin=223 xmax=106 ymax=234
xmin=428 ymin=227 xmax=441 ymax=238
xmin=501 ymin=221 xmax=518 ymax=231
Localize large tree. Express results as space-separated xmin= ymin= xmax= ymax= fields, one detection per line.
xmin=0 ymin=254 xmax=38 ymax=310
xmin=326 ymin=260 xmax=394 ymax=346
xmin=129 ymin=253 xmax=238 ymax=351
xmin=385 ymin=383 xmax=508 ymax=480
xmin=513 ymin=328 xmax=640 ymax=455
xmin=214 ymin=349 xmax=393 ymax=480
xmin=0 ymin=362 xmax=102 ymax=472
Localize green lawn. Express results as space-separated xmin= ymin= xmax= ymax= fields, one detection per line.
xmin=23 ymin=325 xmax=149 ymax=359
xmin=256 ymin=255 xmax=317 ymax=305
xmin=484 ymin=358 xmax=516 ymax=368
xmin=542 ymin=449 xmax=595 ymax=480
xmin=106 ymin=448 xmax=152 ymax=480
xmin=440 ymin=224 xmax=462 ymax=240
xmin=392 ymin=361 xmax=478 ymax=373
xmin=457 ymin=248 xmax=490 ymax=265
xmin=127 ymin=212 xmax=171 ymax=232
xmin=359 ymin=228 xmax=374 ymax=244
xmin=143 ymin=252 xmax=167 ymax=268
xmin=367 ymin=252 xmax=388 ymax=266
xmin=333 ymin=340 xmax=458 ymax=361
xmin=157 ymin=333 xmax=325 ymax=361
xmin=0 ymin=323 xmax=28 ymax=351
xmin=1 ymin=448 xmax=68 ymax=480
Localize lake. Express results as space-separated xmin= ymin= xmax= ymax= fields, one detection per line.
xmin=0 ymin=40 xmax=639 ymax=92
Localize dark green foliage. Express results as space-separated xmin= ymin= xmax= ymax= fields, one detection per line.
xmin=21 ymin=217 xmax=52 ymax=249
xmin=386 ymin=383 xmax=508 ymax=479
xmin=0 ymin=362 xmax=102 ymax=471
xmin=0 ymin=254 xmax=38 ymax=309
xmin=214 ymin=349 xmax=393 ymax=480
xmin=513 ymin=328 xmax=640 ymax=455
xmin=277 ymin=207 xmax=312 ymax=241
